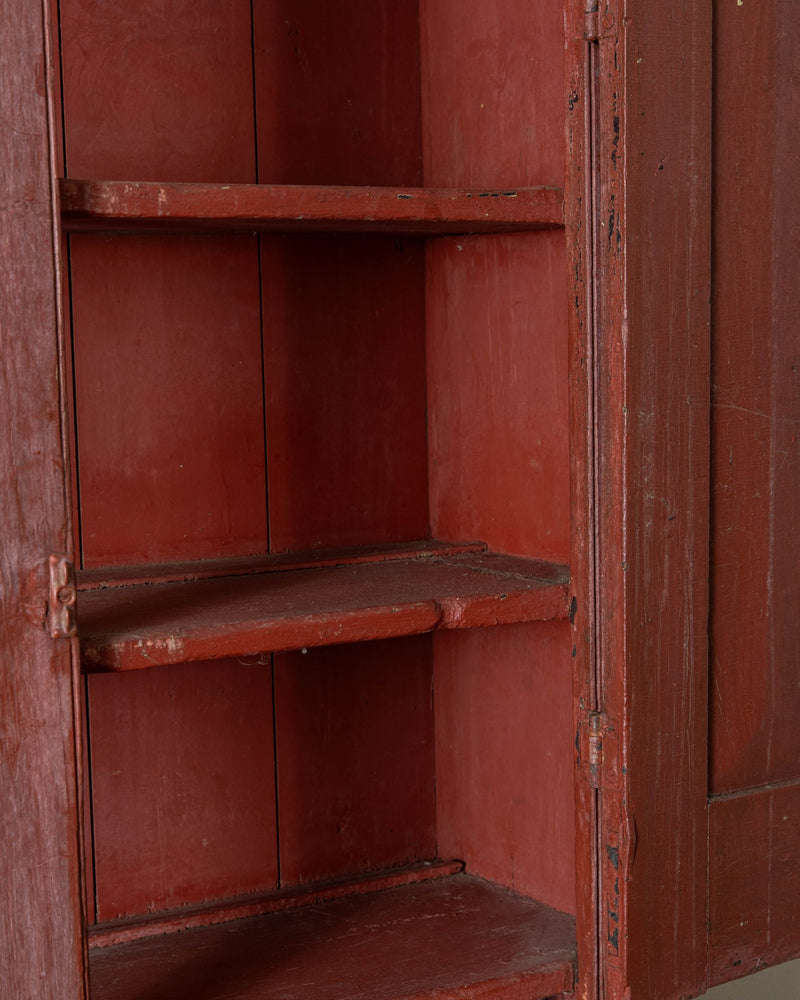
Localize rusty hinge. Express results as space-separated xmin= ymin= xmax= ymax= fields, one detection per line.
xmin=584 ymin=4 xmax=600 ymax=41
xmin=587 ymin=710 xmax=611 ymax=788
xmin=48 ymin=554 xmax=78 ymax=638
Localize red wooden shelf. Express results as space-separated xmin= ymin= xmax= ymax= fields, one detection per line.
xmin=77 ymin=547 xmax=569 ymax=671
xmin=59 ymin=178 xmax=565 ymax=235
xmin=88 ymin=873 xmax=576 ymax=1000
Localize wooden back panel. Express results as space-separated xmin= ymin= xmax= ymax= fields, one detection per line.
xmin=254 ymin=0 xmax=422 ymax=186
xmin=58 ymin=0 xmax=576 ymax=932
xmin=59 ymin=0 xmax=436 ymax=925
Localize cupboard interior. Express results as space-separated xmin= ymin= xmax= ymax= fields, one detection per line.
xmin=57 ymin=0 xmax=576 ymax=996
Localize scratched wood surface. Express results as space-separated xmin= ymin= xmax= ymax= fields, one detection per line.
xmin=261 ymin=234 xmax=429 ymax=552
xmin=421 ymin=0 xmax=575 ymax=936
xmin=253 ymin=1 xmax=421 ymax=187
xmin=564 ymin=10 xmax=595 ymax=997
xmin=434 ymin=622 xmax=576 ymax=916
xmin=54 ymin=1 xmax=582 ymax=993
xmin=585 ymin=2 xmax=713 ymax=998
xmin=78 ymin=553 xmax=569 ymax=671
xmin=707 ymin=0 xmax=800 ymax=983
xmin=87 ymin=662 xmax=278 ymax=922
xmin=0 ymin=2 xmax=86 ymax=996
xmin=69 ymin=234 xmax=267 ymax=568
xmin=708 ymin=0 xmax=800 ymax=796
xmin=88 ymin=875 xmax=576 ymax=1000
xmin=426 ymin=231 xmax=570 ymax=563
xmin=274 ymin=638 xmax=436 ymax=886
xmin=59 ymin=179 xmax=565 ymax=235
xmin=59 ymin=0 xmax=256 ymax=183
xmin=709 ymin=785 xmax=800 ymax=985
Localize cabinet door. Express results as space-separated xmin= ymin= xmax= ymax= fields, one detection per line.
xmin=569 ymin=1 xmax=800 ymax=998
xmin=706 ymin=0 xmax=800 ymax=985
xmin=0 ymin=5 xmax=86 ymax=999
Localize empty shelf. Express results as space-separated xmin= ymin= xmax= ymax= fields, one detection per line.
xmin=78 ymin=549 xmax=570 ymax=671
xmin=89 ymin=873 xmax=576 ymax=1000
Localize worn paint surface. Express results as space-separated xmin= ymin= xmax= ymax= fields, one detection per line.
xmin=88 ymin=875 xmax=576 ymax=1000
xmin=708 ymin=0 xmax=800 ymax=982
xmin=567 ymin=1 xmax=713 ymax=997
xmin=49 ymin=6 xmax=580 ymax=998
xmin=0 ymin=1 xmax=86 ymax=996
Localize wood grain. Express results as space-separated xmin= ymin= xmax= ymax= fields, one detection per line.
xmin=586 ymin=2 xmax=712 ymax=997
xmin=421 ymin=0 xmax=565 ymax=189
xmin=89 ymin=860 xmax=465 ymax=948
xmin=434 ymin=622 xmax=576 ymax=915
xmin=0 ymin=1 xmax=86 ymax=995
xmin=253 ymin=1 xmax=421 ymax=187
xmin=88 ymin=874 xmax=576 ymax=1000
xmin=709 ymin=0 xmax=800 ymax=795
xmin=59 ymin=0 xmax=256 ymax=182
xmin=59 ymin=179 xmax=565 ymax=235
xmin=87 ymin=661 xmax=278 ymax=921
xmin=427 ymin=231 xmax=570 ymax=563
xmin=261 ymin=234 xmax=429 ymax=552
xmin=274 ymin=638 xmax=436 ymax=886
xmin=78 ymin=553 xmax=570 ymax=671
xmin=69 ymin=234 xmax=267 ymax=567
xmin=709 ymin=783 xmax=800 ymax=985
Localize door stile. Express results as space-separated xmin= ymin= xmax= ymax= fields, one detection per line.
xmin=570 ymin=2 xmax=714 ymax=998
xmin=566 ymin=0 xmax=602 ymax=996
xmin=0 ymin=0 xmax=87 ymax=995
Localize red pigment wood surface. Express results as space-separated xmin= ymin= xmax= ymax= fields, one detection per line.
xmin=87 ymin=661 xmax=278 ymax=922
xmin=434 ymin=622 xmax=576 ymax=916
xmin=709 ymin=783 xmax=800 ymax=985
xmin=59 ymin=179 xmax=565 ymax=235
xmin=69 ymin=234 xmax=267 ymax=567
xmin=0 ymin=3 xmax=87 ymax=995
xmin=76 ymin=541 xmax=488 ymax=590
xmin=275 ymin=637 xmax=435 ymax=886
xmin=707 ymin=1 xmax=800 ymax=986
xmin=262 ymin=235 xmax=429 ymax=551
xmin=709 ymin=0 xmax=800 ymax=795
xmin=88 ymin=875 xmax=576 ymax=1000
xmin=78 ymin=554 xmax=569 ymax=671
xmin=59 ymin=0 xmax=256 ymax=182
xmin=564 ymin=2 xmax=601 ymax=993
xmin=253 ymin=2 xmax=421 ymax=187
xmin=427 ymin=232 xmax=569 ymax=562
xmin=585 ymin=2 xmax=712 ymax=998
xmin=420 ymin=0 xmax=564 ymax=189
xmin=90 ymin=861 xmax=464 ymax=949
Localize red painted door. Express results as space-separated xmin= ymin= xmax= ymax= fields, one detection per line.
xmin=572 ymin=2 xmax=800 ymax=997
xmin=707 ymin=0 xmax=800 ymax=985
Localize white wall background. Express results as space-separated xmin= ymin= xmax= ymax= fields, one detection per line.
xmin=701 ymin=959 xmax=800 ymax=999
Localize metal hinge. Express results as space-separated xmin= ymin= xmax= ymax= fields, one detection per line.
xmin=587 ymin=710 xmax=611 ymax=788
xmin=47 ymin=554 xmax=78 ymax=638
xmin=584 ymin=4 xmax=600 ymax=41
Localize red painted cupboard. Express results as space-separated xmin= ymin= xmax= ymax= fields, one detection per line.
xmin=2 ymin=1 xmax=798 ymax=998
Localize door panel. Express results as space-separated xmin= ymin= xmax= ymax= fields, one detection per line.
xmin=709 ymin=0 xmax=800 ymax=797
xmin=708 ymin=0 xmax=800 ymax=983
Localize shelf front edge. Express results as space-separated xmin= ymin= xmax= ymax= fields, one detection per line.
xmin=59 ymin=179 xmax=565 ymax=234
xmin=79 ymin=556 xmax=570 ymax=672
